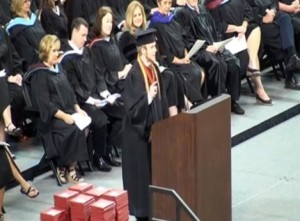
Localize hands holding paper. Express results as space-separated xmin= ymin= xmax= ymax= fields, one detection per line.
xmin=93 ymin=93 xmax=122 ymax=108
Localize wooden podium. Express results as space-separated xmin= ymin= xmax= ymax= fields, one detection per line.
xmin=151 ymin=94 xmax=232 ymax=221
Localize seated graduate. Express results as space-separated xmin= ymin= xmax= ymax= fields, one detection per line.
xmin=40 ymin=0 xmax=69 ymax=45
xmin=279 ymin=0 xmax=300 ymax=52
xmin=122 ymin=28 xmax=169 ymax=221
xmin=0 ymin=94 xmax=39 ymax=221
xmin=175 ymin=0 xmax=244 ymax=114
xmin=61 ymin=18 xmax=116 ymax=172
xmin=0 ymin=0 xmax=39 ymax=26
xmin=89 ymin=7 xmax=132 ymax=159
xmin=209 ymin=0 xmax=272 ymax=104
xmin=0 ymin=26 xmax=26 ymax=138
xmin=6 ymin=0 xmax=46 ymax=71
xmin=25 ymin=35 xmax=89 ymax=184
xmin=246 ymin=0 xmax=300 ymax=90
xmin=149 ymin=0 xmax=205 ymax=107
xmin=119 ymin=0 xmax=184 ymax=115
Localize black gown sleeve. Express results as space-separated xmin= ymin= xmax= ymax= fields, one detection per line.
xmin=4 ymin=30 xmax=23 ymax=75
xmin=91 ymin=46 xmax=109 ymax=93
xmin=63 ymin=61 xmax=90 ymax=103
xmin=30 ymin=72 xmax=59 ymax=123
xmin=124 ymin=67 xmax=149 ymax=135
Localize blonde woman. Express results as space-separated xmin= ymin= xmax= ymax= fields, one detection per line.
xmin=6 ymin=0 xmax=45 ymax=70
xmin=25 ymin=35 xmax=89 ymax=184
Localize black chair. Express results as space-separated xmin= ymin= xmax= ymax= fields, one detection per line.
xmin=260 ymin=46 xmax=286 ymax=81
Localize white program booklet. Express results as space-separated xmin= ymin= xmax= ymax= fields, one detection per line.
xmin=213 ymin=37 xmax=234 ymax=50
xmin=71 ymin=113 xmax=92 ymax=130
xmin=186 ymin=39 xmax=206 ymax=59
xmin=225 ymin=35 xmax=248 ymax=54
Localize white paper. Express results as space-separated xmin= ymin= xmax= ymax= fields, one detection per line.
xmin=71 ymin=113 xmax=92 ymax=130
xmin=225 ymin=35 xmax=248 ymax=55
xmin=106 ymin=93 xmax=121 ymax=104
xmin=0 ymin=69 xmax=6 ymax=77
xmin=186 ymin=39 xmax=206 ymax=59
xmin=94 ymin=99 xmax=108 ymax=108
xmin=213 ymin=37 xmax=234 ymax=50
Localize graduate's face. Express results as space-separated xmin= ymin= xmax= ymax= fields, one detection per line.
xmin=47 ymin=43 xmax=60 ymax=66
xmin=144 ymin=42 xmax=157 ymax=63
xmin=101 ymin=13 xmax=113 ymax=37
xmin=187 ymin=0 xmax=199 ymax=7
xmin=132 ymin=7 xmax=143 ymax=29
xmin=21 ymin=0 xmax=31 ymax=15
xmin=72 ymin=25 xmax=88 ymax=48
xmin=157 ymin=0 xmax=172 ymax=15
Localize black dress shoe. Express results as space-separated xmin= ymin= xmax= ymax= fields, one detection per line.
xmin=285 ymin=75 xmax=300 ymax=90
xmin=285 ymin=54 xmax=300 ymax=72
xmin=231 ymin=101 xmax=245 ymax=115
xmin=92 ymin=156 xmax=112 ymax=172
xmin=103 ymin=153 xmax=121 ymax=167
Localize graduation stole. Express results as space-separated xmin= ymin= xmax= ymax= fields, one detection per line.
xmin=137 ymin=55 xmax=161 ymax=98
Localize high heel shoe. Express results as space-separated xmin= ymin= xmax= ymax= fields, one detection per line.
xmin=5 ymin=123 xmax=22 ymax=137
xmin=256 ymin=94 xmax=273 ymax=105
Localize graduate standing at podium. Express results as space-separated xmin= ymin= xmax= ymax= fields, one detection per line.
xmin=122 ymin=28 xmax=169 ymax=221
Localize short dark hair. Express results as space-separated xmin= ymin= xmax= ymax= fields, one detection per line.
xmin=71 ymin=17 xmax=89 ymax=32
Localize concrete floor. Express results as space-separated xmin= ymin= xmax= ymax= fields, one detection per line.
xmin=3 ymin=74 xmax=300 ymax=221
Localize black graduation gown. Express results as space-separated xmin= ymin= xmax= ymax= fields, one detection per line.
xmin=40 ymin=6 xmax=68 ymax=43
xmin=118 ymin=30 xmax=185 ymax=108
xmin=105 ymin=0 xmax=130 ymax=30
xmin=138 ymin=0 xmax=158 ymax=18
xmin=89 ymin=37 xmax=126 ymax=147
xmin=25 ymin=63 xmax=89 ymax=165
xmin=122 ymin=60 xmax=169 ymax=217
xmin=175 ymin=5 xmax=241 ymax=100
xmin=89 ymin=37 xmax=126 ymax=96
xmin=61 ymin=45 xmax=108 ymax=157
xmin=0 ymin=145 xmax=16 ymax=188
xmin=149 ymin=15 xmax=204 ymax=102
xmin=247 ymin=0 xmax=293 ymax=52
xmin=0 ymin=77 xmax=9 ymax=116
xmin=0 ymin=0 xmax=12 ymax=26
xmin=209 ymin=0 xmax=257 ymax=75
xmin=6 ymin=13 xmax=45 ymax=71
xmin=64 ymin=0 xmax=105 ymax=36
xmin=0 ymin=27 xmax=26 ymax=126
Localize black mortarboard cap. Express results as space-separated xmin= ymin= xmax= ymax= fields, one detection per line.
xmin=136 ymin=28 xmax=157 ymax=46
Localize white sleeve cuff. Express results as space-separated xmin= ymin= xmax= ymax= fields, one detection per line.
xmin=100 ymin=90 xmax=111 ymax=98
xmin=86 ymin=97 xmax=96 ymax=105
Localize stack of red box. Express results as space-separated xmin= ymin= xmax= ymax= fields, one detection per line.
xmin=54 ymin=189 xmax=79 ymax=221
xmin=69 ymin=194 xmax=95 ymax=221
xmin=101 ymin=189 xmax=129 ymax=221
xmin=68 ymin=182 xmax=94 ymax=193
xmin=40 ymin=207 xmax=66 ymax=221
xmin=90 ymin=199 xmax=116 ymax=221
xmin=84 ymin=186 xmax=110 ymax=201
